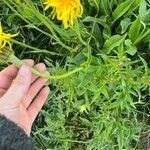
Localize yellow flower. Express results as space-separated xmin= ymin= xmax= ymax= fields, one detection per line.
xmin=0 ymin=23 xmax=18 ymax=52
xmin=80 ymin=105 xmax=87 ymax=113
xmin=44 ymin=0 xmax=83 ymax=29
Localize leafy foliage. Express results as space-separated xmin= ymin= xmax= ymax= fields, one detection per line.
xmin=0 ymin=0 xmax=150 ymax=149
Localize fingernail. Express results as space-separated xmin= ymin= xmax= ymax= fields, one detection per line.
xmin=45 ymin=86 xmax=50 ymax=93
xmin=19 ymin=65 xmax=30 ymax=77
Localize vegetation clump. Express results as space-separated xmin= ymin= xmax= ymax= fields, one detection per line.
xmin=0 ymin=0 xmax=150 ymax=149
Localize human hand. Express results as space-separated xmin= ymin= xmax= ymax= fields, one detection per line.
xmin=0 ymin=59 xmax=50 ymax=136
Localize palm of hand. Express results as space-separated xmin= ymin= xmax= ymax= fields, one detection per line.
xmin=0 ymin=60 xmax=50 ymax=135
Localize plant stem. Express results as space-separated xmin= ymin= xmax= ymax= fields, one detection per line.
xmin=11 ymin=39 xmax=63 ymax=56
xmin=8 ymin=54 xmax=83 ymax=80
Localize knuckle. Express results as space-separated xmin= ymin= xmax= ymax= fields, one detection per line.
xmin=0 ymin=88 xmax=6 ymax=96
xmin=13 ymin=76 xmax=25 ymax=86
xmin=40 ymin=91 xmax=47 ymax=98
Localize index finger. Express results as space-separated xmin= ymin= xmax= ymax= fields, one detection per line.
xmin=0 ymin=59 xmax=34 ymax=90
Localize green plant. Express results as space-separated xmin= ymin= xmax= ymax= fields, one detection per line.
xmin=0 ymin=0 xmax=150 ymax=149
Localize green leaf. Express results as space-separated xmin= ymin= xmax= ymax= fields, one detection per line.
xmin=82 ymin=16 xmax=110 ymax=32
xmin=118 ymin=127 xmax=124 ymax=149
xmin=134 ymin=29 xmax=150 ymax=44
xmin=92 ymin=23 xmax=104 ymax=48
xmin=126 ymin=0 xmax=143 ymax=16
xmin=121 ymin=18 xmax=131 ymax=34
xmin=129 ymin=17 xmax=142 ymax=42
xmin=7 ymin=14 xmax=16 ymax=26
xmin=87 ymin=82 xmax=98 ymax=92
xmin=103 ymin=34 xmax=126 ymax=54
xmin=139 ymin=1 xmax=148 ymax=21
xmin=112 ymin=0 xmax=134 ymax=22
xmin=125 ymin=39 xmax=137 ymax=56
xmin=80 ymin=117 xmax=93 ymax=127
xmin=101 ymin=0 xmax=111 ymax=16
xmin=101 ymin=85 xmax=109 ymax=99
xmin=139 ymin=56 xmax=148 ymax=75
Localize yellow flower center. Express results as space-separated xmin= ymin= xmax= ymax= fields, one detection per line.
xmin=44 ymin=0 xmax=83 ymax=29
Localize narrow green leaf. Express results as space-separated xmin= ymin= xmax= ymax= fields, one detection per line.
xmin=80 ymin=117 xmax=93 ymax=127
xmin=139 ymin=1 xmax=147 ymax=21
xmin=101 ymin=0 xmax=111 ymax=16
xmin=121 ymin=18 xmax=131 ymax=34
xmin=129 ymin=18 xmax=142 ymax=42
xmin=125 ymin=39 xmax=137 ymax=56
xmin=113 ymin=0 xmax=134 ymax=22
xmin=101 ymin=85 xmax=109 ymax=99
xmin=103 ymin=34 xmax=126 ymax=54
xmin=118 ymin=127 xmax=124 ymax=149
xmin=139 ymin=56 xmax=148 ymax=75
xmin=134 ymin=29 xmax=150 ymax=44
xmin=92 ymin=23 xmax=104 ymax=48
xmin=126 ymin=0 xmax=143 ymax=16
xmin=82 ymin=16 xmax=110 ymax=32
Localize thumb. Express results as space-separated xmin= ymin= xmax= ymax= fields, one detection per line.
xmin=2 ymin=65 xmax=32 ymax=104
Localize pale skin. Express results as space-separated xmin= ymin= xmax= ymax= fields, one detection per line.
xmin=0 ymin=59 xmax=50 ymax=136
